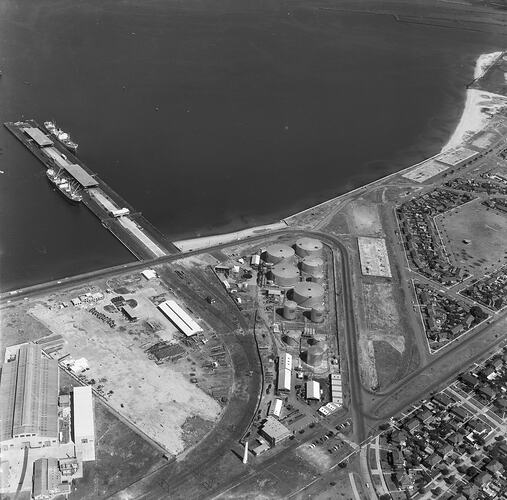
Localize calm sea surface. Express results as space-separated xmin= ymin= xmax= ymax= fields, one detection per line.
xmin=0 ymin=0 xmax=502 ymax=291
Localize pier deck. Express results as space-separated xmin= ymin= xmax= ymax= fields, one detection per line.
xmin=4 ymin=120 xmax=177 ymax=260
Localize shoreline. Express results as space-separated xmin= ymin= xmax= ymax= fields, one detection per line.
xmin=174 ymin=50 xmax=507 ymax=253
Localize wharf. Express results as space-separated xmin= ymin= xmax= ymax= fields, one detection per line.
xmin=4 ymin=120 xmax=177 ymax=260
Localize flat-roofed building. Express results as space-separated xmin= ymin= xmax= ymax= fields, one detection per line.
xmin=22 ymin=127 xmax=53 ymax=147
xmin=73 ymin=386 xmax=95 ymax=461
xmin=0 ymin=343 xmax=58 ymax=450
xmin=158 ymin=300 xmax=203 ymax=337
xmin=260 ymin=416 xmax=291 ymax=446
xmin=306 ymin=380 xmax=320 ymax=400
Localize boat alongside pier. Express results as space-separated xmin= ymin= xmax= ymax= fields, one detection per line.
xmin=4 ymin=120 xmax=176 ymax=260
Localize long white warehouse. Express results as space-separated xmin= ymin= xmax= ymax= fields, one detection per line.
xmin=73 ymin=386 xmax=95 ymax=462
xmin=158 ymin=300 xmax=203 ymax=337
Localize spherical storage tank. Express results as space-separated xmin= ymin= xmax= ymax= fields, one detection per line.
xmin=283 ymin=300 xmax=298 ymax=320
xmin=265 ymin=243 xmax=295 ymax=264
xmin=295 ymin=238 xmax=323 ymax=258
xmin=270 ymin=263 xmax=299 ymax=287
xmin=301 ymin=257 xmax=324 ymax=275
xmin=305 ymin=343 xmax=327 ymax=367
xmin=310 ymin=305 xmax=325 ymax=323
xmin=293 ymin=282 xmax=324 ymax=308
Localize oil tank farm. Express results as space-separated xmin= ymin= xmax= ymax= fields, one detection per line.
xmin=305 ymin=343 xmax=327 ymax=367
xmin=283 ymin=300 xmax=298 ymax=320
xmin=301 ymin=257 xmax=324 ymax=275
xmin=310 ymin=305 xmax=325 ymax=323
xmin=294 ymin=238 xmax=323 ymax=258
xmin=270 ymin=263 xmax=299 ymax=287
xmin=292 ymin=282 xmax=324 ymax=308
xmin=265 ymin=243 xmax=295 ymax=264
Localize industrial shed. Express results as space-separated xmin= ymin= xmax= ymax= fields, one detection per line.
xmin=260 ymin=416 xmax=291 ymax=445
xmin=306 ymin=380 xmax=321 ymax=400
xmin=73 ymin=386 xmax=95 ymax=461
xmin=158 ymin=300 xmax=203 ymax=337
xmin=0 ymin=343 xmax=58 ymax=449
xmin=277 ymin=368 xmax=292 ymax=392
xmin=63 ymin=163 xmax=98 ymax=188
xmin=23 ymin=127 xmax=53 ymax=147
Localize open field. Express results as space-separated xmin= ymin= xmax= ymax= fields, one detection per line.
xmin=57 ymin=370 xmax=167 ymax=500
xmin=437 ymin=199 xmax=507 ymax=276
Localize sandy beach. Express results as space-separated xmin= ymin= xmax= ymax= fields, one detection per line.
xmin=442 ymin=51 xmax=506 ymax=152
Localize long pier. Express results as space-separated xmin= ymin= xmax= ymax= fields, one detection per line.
xmin=5 ymin=120 xmax=177 ymax=260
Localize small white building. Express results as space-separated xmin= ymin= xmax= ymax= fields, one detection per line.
xmin=271 ymin=398 xmax=283 ymax=418
xmin=73 ymin=386 xmax=95 ymax=461
xmin=279 ymin=352 xmax=292 ymax=371
xmin=251 ymin=254 xmax=261 ymax=267
xmin=141 ymin=269 xmax=157 ymax=280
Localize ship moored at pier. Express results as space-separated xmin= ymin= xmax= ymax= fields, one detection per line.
xmin=44 ymin=120 xmax=78 ymax=153
xmin=46 ymin=168 xmax=83 ymax=204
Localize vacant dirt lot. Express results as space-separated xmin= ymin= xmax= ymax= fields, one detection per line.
xmin=358 ymin=282 xmax=406 ymax=389
xmin=30 ymin=298 xmax=221 ymax=456
xmin=345 ymin=201 xmax=383 ymax=236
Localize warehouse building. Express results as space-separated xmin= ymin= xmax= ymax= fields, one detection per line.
xmin=270 ymin=398 xmax=283 ymax=418
xmin=306 ymin=380 xmax=321 ymax=400
xmin=279 ymin=352 xmax=293 ymax=371
xmin=330 ymin=373 xmax=343 ymax=404
xmin=0 ymin=343 xmax=58 ymax=450
xmin=278 ymin=368 xmax=292 ymax=392
xmin=72 ymin=386 xmax=95 ymax=462
xmin=277 ymin=352 xmax=292 ymax=392
xmin=32 ymin=458 xmax=71 ymax=500
xmin=260 ymin=416 xmax=291 ymax=446
xmin=158 ymin=300 xmax=203 ymax=337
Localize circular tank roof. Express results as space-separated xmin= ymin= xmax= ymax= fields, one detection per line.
xmin=295 ymin=238 xmax=323 ymax=256
xmin=265 ymin=243 xmax=295 ymax=262
xmin=293 ymin=282 xmax=324 ymax=298
xmin=272 ymin=263 xmax=299 ymax=278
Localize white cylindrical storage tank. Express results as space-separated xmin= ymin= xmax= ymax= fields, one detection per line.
xmin=301 ymin=257 xmax=324 ymax=275
xmin=310 ymin=272 xmax=325 ymax=284
xmin=310 ymin=305 xmax=325 ymax=323
xmin=265 ymin=243 xmax=295 ymax=264
xmin=283 ymin=300 xmax=298 ymax=320
xmin=270 ymin=263 xmax=299 ymax=287
xmin=295 ymin=238 xmax=323 ymax=258
xmin=292 ymin=282 xmax=324 ymax=308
